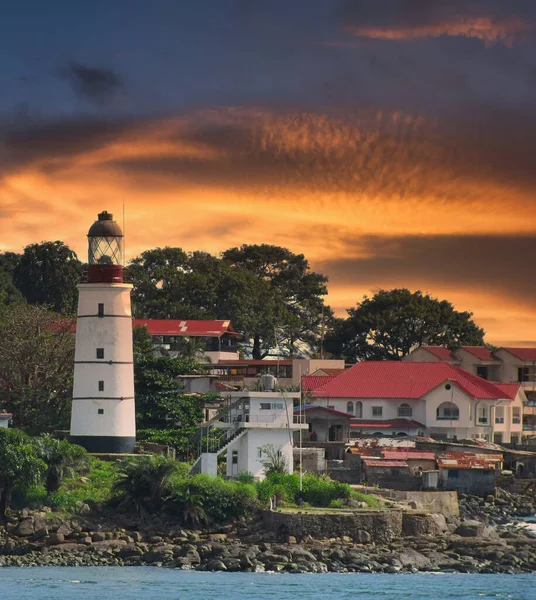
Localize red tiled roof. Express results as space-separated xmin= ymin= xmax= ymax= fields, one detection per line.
xmin=363 ymin=459 xmax=408 ymax=468
xmin=296 ymin=404 xmax=354 ymax=418
xmin=420 ymin=346 xmax=456 ymax=360
xmin=350 ymin=418 xmax=424 ymax=429
xmin=302 ymin=375 xmax=336 ymax=392
xmin=382 ymin=450 xmax=435 ymax=461
xmin=498 ymin=347 xmax=536 ymax=362
xmin=458 ymin=346 xmax=498 ymax=361
xmin=313 ymin=362 xmax=513 ymax=400
xmin=133 ymin=319 xmax=239 ymax=337
xmin=493 ymin=383 xmax=521 ymax=400
xmin=437 ymin=452 xmax=502 ymax=470
xmin=216 ymin=359 xmax=293 ymax=366
xmin=315 ymin=368 xmax=346 ymax=377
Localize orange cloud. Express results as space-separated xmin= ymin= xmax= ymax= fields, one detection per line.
xmin=2 ymin=107 xmax=536 ymax=344
xmin=346 ymin=16 xmax=532 ymax=47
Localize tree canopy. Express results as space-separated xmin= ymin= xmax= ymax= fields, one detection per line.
xmin=0 ymin=304 xmax=75 ymax=433
xmin=13 ymin=241 xmax=82 ymax=315
xmin=324 ymin=288 xmax=485 ymax=362
xmin=129 ymin=244 xmax=330 ymax=359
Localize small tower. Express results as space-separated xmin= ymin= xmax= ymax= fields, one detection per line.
xmin=70 ymin=211 xmax=136 ymax=453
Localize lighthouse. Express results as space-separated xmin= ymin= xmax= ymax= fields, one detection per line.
xmin=70 ymin=211 xmax=136 ymax=453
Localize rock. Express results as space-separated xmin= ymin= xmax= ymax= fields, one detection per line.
xmin=287 ymin=536 xmax=297 ymax=544
xmin=398 ymin=549 xmax=432 ymax=571
xmin=91 ymin=532 xmax=106 ymax=542
xmin=455 ymin=520 xmax=487 ymax=537
xmin=354 ymin=530 xmax=372 ymax=544
xmin=206 ymin=559 xmax=227 ymax=571
xmin=57 ymin=524 xmax=72 ymax=537
xmin=14 ymin=519 xmax=35 ymax=537
xmin=47 ymin=533 xmax=64 ymax=546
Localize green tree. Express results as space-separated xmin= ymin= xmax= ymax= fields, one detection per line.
xmin=325 ymin=288 xmax=485 ymax=362
xmin=113 ymin=455 xmax=179 ymax=515
xmin=0 ymin=428 xmax=45 ymax=517
xmin=222 ymin=244 xmax=330 ymax=358
xmin=13 ymin=241 xmax=82 ymax=314
xmin=33 ymin=435 xmax=89 ymax=493
xmin=0 ymin=304 xmax=75 ymax=433
xmin=0 ymin=252 xmax=24 ymax=307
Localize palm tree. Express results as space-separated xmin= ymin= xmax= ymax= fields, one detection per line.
xmin=170 ymin=483 xmax=207 ymax=526
xmin=34 ymin=435 xmax=89 ymax=493
xmin=113 ymin=455 xmax=179 ymax=515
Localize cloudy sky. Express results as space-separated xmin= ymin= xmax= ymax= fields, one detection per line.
xmin=2 ymin=0 xmax=536 ymax=344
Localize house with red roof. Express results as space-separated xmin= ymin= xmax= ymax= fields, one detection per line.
xmin=309 ymin=362 xmax=524 ymax=444
xmin=133 ymin=319 xmax=241 ymax=363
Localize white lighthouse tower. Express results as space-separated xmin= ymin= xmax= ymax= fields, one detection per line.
xmin=70 ymin=211 xmax=136 ymax=453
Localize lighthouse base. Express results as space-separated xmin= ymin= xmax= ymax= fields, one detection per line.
xmin=70 ymin=435 xmax=136 ymax=454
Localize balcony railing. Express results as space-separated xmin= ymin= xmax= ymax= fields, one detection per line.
xmin=478 ymin=417 xmax=488 ymax=424
xmin=437 ymin=415 xmax=459 ymax=421
xmin=513 ymin=418 xmax=521 ymax=424
xmin=495 ymin=417 xmax=504 ymax=424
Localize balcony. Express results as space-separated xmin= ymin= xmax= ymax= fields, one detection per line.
xmin=478 ymin=417 xmax=488 ymax=424
xmin=495 ymin=417 xmax=504 ymax=424
xmin=513 ymin=418 xmax=521 ymax=424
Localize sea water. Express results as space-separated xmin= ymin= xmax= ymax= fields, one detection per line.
xmin=0 ymin=568 xmax=533 ymax=600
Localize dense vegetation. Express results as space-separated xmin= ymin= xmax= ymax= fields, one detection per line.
xmin=9 ymin=446 xmax=379 ymax=524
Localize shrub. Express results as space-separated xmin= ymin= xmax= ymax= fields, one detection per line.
xmin=33 ymin=435 xmax=89 ymax=493
xmin=255 ymin=472 xmax=300 ymax=504
xmin=237 ymin=471 xmax=255 ymax=484
xmin=301 ymin=474 xmax=351 ymax=507
xmin=113 ymin=455 xmax=179 ymax=514
xmin=168 ymin=475 xmax=259 ymax=524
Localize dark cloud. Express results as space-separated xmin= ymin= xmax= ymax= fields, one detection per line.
xmin=0 ymin=116 xmax=141 ymax=176
xmin=317 ymin=234 xmax=536 ymax=309
xmin=62 ymin=62 xmax=124 ymax=103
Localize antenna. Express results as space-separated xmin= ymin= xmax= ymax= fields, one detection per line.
xmin=122 ymin=198 xmax=126 ymax=264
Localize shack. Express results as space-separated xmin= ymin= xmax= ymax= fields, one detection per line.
xmin=437 ymin=452 xmax=502 ymax=496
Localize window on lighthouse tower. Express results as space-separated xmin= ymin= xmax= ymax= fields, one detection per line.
xmin=96 ymin=348 xmax=104 ymax=359
xmin=98 ymin=303 xmax=104 ymax=317
xmin=98 ymin=381 xmax=104 ymax=391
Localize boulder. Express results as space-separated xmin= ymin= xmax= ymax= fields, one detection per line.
xmin=47 ymin=533 xmax=64 ymax=546
xmin=354 ymin=530 xmax=372 ymax=544
xmin=398 ymin=549 xmax=432 ymax=571
xmin=455 ymin=520 xmax=487 ymax=538
xmin=91 ymin=532 xmax=106 ymax=542
xmin=14 ymin=519 xmax=35 ymax=537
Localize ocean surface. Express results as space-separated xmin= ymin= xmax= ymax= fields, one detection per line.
xmin=1 ymin=568 xmax=534 ymax=600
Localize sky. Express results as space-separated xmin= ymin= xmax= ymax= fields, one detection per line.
xmin=2 ymin=0 xmax=536 ymax=345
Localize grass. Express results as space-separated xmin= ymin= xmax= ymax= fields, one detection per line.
xmin=14 ymin=458 xmax=120 ymax=511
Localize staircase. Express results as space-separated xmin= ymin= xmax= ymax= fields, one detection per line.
xmin=188 ymin=425 xmax=247 ymax=475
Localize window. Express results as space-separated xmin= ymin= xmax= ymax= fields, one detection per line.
xmin=98 ymin=303 xmax=104 ymax=317
xmin=495 ymin=406 xmax=504 ymax=424
xmin=518 ymin=367 xmax=530 ymax=382
xmin=257 ymin=448 xmax=263 ymax=458
xmin=355 ymin=401 xmax=363 ymax=419
xmin=271 ymin=403 xmax=284 ymax=410
xmin=232 ymin=450 xmax=238 ymax=465
xmin=398 ymin=403 xmax=412 ymax=417
xmin=96 ymin=348 xmax=104 ymax=359
xmin=97 ymin=409 xmax=104 ymax=415
xmin=260 ymin=403 xmax=271 ymax=410
xmin=513 ymin=407 xmax=521 ymax=424
xmin=372 ymin=406 xmax=383 ymax=417
xmin=98 ymin=380 xmax=104 ymax=392
xmin=478 ymin=407 xmax=488 ymax=424
xmin=436 ymin=402 xmax=459 ymax=420
xmin=346 ymin=401 xmax=354 ymax=414
xmin=476 ymin=366 xmax=488 ymax=380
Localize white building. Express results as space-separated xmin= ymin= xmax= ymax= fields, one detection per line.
xmin=70 ymin=211 xmax=136 ymax=453
xmin=192 ymin=382 xmax=307 ymax=479
xmin=309 ymin=361 xmax=523 ymax=444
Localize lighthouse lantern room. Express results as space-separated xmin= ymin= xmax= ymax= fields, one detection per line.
xmin=69 ymin=211 xmax=136 ymax=453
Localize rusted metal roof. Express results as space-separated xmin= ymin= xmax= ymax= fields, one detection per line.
xmin=363 ymin=459 xmax=408 ymax=468
xmin=437 ymin=452 xmax=502 ymax=470
xmin=382 ymin=450 xmax=435 ymax=461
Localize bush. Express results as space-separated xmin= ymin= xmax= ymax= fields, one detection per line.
xmin=168 ymin=474 xmax=259 ymax=524
xmin=301 ymin=474 xmax=351 ymax=507
xmin=255 ymin=472 xmax=300 ymax=504
xmin=237 ymin=472 xmax=255 ymax=484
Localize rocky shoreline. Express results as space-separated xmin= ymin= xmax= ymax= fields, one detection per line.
xmin=1 ymin=499 xmax=536 ymax=574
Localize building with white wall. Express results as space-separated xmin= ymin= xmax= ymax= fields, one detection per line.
xmin=192 ymin=384 xmax=307 ymax=479
xmin=309 ymin=362 xmax=523 ymax=444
